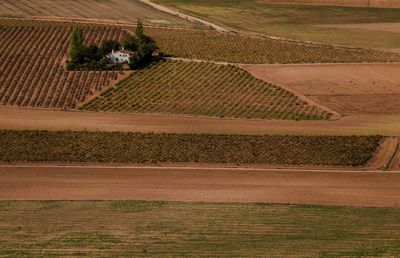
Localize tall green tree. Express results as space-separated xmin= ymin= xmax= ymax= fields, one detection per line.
xmin=68 ymin=25 xmax=83 ymax=63
xmin=136 ymin=20 xmax=144 ymax=45
xmin=122 ymin=34 xmax=138 ymax=51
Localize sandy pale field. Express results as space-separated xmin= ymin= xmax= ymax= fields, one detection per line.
xmin=1 ymin=166 xmax=400 ymax=207
xmin=243 ymin=63 xmax=400 ymax=116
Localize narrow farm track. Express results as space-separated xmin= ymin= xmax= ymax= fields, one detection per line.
xmin=1 ymin=166 xmax=400 ymax=207
xmin=2 ymin=107 xmax=400 ymax=136
xmin=388 ymin=138 xmax=400 ymax=169
xmin=367 ymin=137 xmax=399 ymax=169
xmin=0 ymin=25 xmax=128 ymax=109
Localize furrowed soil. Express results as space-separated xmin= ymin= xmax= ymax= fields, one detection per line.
xmin=243 ymin=63 xmax=400 ymax=116
xmin=1 ymin=200 xmax=400 ymax=256
xmin=0 ymin=0 xmax=191 ymax=27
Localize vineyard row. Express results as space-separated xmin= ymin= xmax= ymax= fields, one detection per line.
xmin=80 ymin=60 xmax=332 ymax=120
xmin=0 ymin=130 xmax=383 ymax=166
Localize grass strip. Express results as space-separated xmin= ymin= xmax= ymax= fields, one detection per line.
xmin=0 ymin=201 xmax=399 ymax=256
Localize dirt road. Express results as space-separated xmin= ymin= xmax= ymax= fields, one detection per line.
xmin=1 ymin=107 xmax=400 ymax=135
xmin=1 ymin=166 xmax=400 ymax=207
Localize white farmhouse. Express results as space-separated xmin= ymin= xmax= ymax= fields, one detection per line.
xmin=106 ymin=48 xmax=134 ymax=64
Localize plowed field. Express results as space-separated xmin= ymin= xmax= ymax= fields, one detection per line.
xmin=243 ymin=63 xmax=400 ymax=115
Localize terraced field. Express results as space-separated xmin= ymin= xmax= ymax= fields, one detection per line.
xmin=0 ymin=23 xmax=128 ymax=109
xmin=80 ymin=60 xmax=331 ymax=120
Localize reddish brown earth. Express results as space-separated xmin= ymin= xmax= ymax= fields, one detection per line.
xmin=1 ymin=166 xmax=399 ymax=207
xmin=260 ymin=0 xmax=400 ymax=8
xmin=367 ymin=137 xmax=399 ymax=169
xmin=389 ymin=139 xmax=400 ymax=169
xmin=243 ymin=63 xmax=400 ymax=116
xmin=1 ymin=107 xmax=400 ymax=136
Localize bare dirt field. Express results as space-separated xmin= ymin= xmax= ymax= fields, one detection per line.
xmin=243 ymin=63 xmax=400 ymax=116
xmin=1 ymin=166 xmax=399 ymax=207
xmin=260 ymin=0 xmax=400 ymax=8
xmin=2 ymin=107 xmax=400 ymax=135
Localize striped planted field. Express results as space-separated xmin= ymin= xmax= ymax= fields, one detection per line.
xmin=0 ymin=24 xmax=129 ymax=109
xmin=80 ymin=60 xmax=332 ymax=120
xmin=2 ymin=19 xmax=400 ymax=65
xmin=0 ymin=0 xmax=190 ymax=27
xmin=134 ymin=27 xmax=400 ymax=64
xmin=0 ymin=130 xmax=383 ymax=166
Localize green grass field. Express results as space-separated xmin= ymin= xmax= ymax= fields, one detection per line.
xmin=155 ymin=0 xmax=400 ymax=51
xmin=80 ymin=60 xmax=331 ymax=120
xmin=1 ymin=201 xmax=400 ymax=256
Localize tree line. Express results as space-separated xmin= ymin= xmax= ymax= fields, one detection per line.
xmin=67 ymin=20 xmax=158 ymax=70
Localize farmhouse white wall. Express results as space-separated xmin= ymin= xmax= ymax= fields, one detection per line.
xmin=107 ymin=49 xmax=133 ymax=64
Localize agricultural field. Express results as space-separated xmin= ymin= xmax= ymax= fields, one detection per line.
xmin=0 ymin=23 xmax=130 ymax=109
xmin=80 ymin=60 xmax=331 ymax=120
xmin=138 ymin=26 xmax=400 ymax=63
xmin=0 ymin=0 xmax=191 ymax=27
xmin=1 ymin=201 xmax=400 ymax=256
xmin=2 ymin=19 xmax=399 ymax=112
xmin=243 ymin=63 xmax=400 ymax=116
xmin=0 ymin=130 xmax=382 ymax=166
xmin=261 ymin=0 xmax=400 ymax=8
xmin=155 ymin=0 xmax=400 ymax=51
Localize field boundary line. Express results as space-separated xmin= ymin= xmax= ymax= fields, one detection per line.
xmin=1 ymin=165 xmax=400 ymax=173
xmin=384 ymin=137 xmax=400 ymax=170
xmin=137 ymin=0 xmax=230 ymax=32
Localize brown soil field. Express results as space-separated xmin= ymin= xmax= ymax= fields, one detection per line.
xmin=260 ymin=0 xmax=400 ymax=8
xmin=389 ymin=139 xmax=400 ymax=169
xmin=0 ymin=0 xmax=190 ymax=26
xmin=317 ymin=22 xmax=400 ymax=33
xmin=243 ymin=63 xmax=400 ymax=115
xmin=1 ymin=166 xmax=400 ymax=207
xmin=366 ymin=137 xmax=398 ymax=169
xmin=2 ymin=107 xmax=400 ymax=136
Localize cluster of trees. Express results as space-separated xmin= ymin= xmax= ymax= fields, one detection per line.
xmin=128 ymin=21 xmax=158 ymax=69
xmin=67 ymin=21 xmax=158 ymax=70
